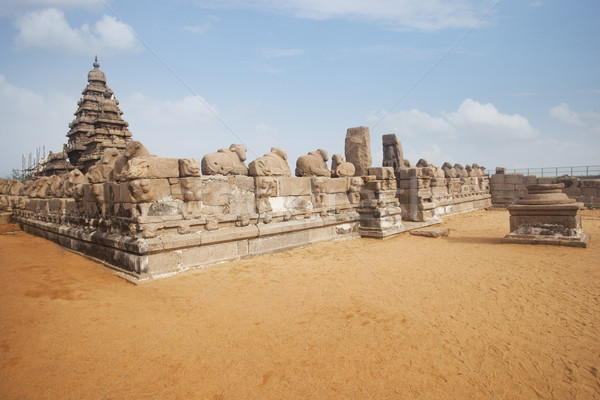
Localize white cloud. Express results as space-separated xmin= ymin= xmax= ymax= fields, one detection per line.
xmin=403 ymin=143 xmax=454 ymax=166
xmin=0 ymin=74 xmax=75 ymax=176
xmin=549 ymin=103 xmax=600 ymax=134
xmin=444 ymin=98 xmax=539 ymax=140
xmin=367 ymin=108 xmax=457 ymax=139
xmin=14 ymin=8 xmax=141 ymax=55
xmin=366 ymin=98 xmax=543 ymax=168
xmin=368 ymin=98 xmax=538 ymax=142
xmin=197 ymin=0 xmax=488 ymax=31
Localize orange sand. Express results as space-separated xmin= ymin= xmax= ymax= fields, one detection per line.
xmin=1 ymin=209 xmax=599 ymax=399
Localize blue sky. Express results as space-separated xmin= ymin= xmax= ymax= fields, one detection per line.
xmin=0 ymin=0 xmax=598 ymax=177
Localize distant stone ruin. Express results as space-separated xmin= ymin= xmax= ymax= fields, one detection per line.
xmin=0 ymin=59 xmax=495 ymax=281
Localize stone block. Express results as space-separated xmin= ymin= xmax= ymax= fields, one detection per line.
xmin=316 ymin=193 xmax=351 ymax=209
xmin=367 ymin=167 xmax=395 ymax=180
xmin=170 ymin=177 xmax=202 ymax=201
xmin=503 ymin=173 xmax=525 ymax=185
xmin=410 ymin=227 xmax=450 ymax=238
xmin=181 ymin=241 xmax=241 ymax=269
xmin=581 ymin=188 xmax=600 ymax=197
xmin=490 ymin=174 xmax=506 ymax=184
xmin=249 ymin=230 xmax=311 ymax=255
xmin=316 ymin=177 xmax=349 ymax=193
xmin=255 ymin=177 xmax=277 ymax=197
xmin=524 ymin=175 xmax=538 ymax=185
xmin=490 ymin=183 xmax=516 ymax=191
xmin=308 ymin=225 xmax=336 ymax=243
xmin=345 ymin=126 xmax=372 ymax=176
xmin=581 ymin=180 xmax=600 ymax=188
xmin=431 ymin=186 xmax=448 ymax=196
xmin=268 ymin=195 xmax=312 ymax=213
xmin=398 ymin=167 xmax=422 ymax=180
xmin=278 ymin=177 xmax=311 ymax=196
xmin=399 ymin=179 xmax=424 ymax=189
xmin=125 ymin=157 xmax=180 ymax=179
xmin=381 ymin=179 xmax=397 ymax=190
xmin=128 ymin=179 xmax=171 ymax=203
xmin=229 ymin=191 xmax=257 ymax=215
xmin=235 ymin=175 xmax=255 ymax=192
xmin=179 ymin=158 xmax=201 ymax=177
xmin=202 ymin=180 xmax=231 ymax=206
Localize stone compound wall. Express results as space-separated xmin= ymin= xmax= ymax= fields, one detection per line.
xmin=0 ymin=170 xmax=369 ymax=281
xmin=0 ymin=134 xmax=492 ymax=281
xmin=490 ymin=172 xmax=600 ymax=209
xmin=397 ymin=167 xmax=491 ymax=221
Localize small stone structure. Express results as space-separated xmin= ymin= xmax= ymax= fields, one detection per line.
xmin=357 ymin=167 xmax=404 ymax=238
xmin=36 ymin=148 xmax=74 ymax=177
xmin=396 ymin=159 xmax=490 ymax=221
xmin=502 ymin=183 xmax=590 ymax=247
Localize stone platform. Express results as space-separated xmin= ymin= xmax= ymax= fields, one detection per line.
xmin=503 ymin=184 xmax=590 ymax=248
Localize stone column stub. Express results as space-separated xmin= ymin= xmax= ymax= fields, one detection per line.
xmin=344 ymin=126 xmax=372 ymax=176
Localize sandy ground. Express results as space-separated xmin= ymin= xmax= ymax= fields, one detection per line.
xmin=1 ymin=209 xmax=599 ymax=400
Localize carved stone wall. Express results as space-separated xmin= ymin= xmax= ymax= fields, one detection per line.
xmin=396 ymin=166 xmax=491 ymax=221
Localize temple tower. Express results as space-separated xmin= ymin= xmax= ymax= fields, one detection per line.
xmin=66 ymin=57 xmax=132 ymax=173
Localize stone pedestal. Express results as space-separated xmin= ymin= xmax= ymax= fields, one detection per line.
xmin=358 ymin=167 xmax=404 ymax=238
xmin=502 ymin=184 xmax=590 ymax=247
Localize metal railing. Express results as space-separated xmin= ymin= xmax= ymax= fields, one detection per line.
xmin=485 ymin=165 xmax=600 ymax=178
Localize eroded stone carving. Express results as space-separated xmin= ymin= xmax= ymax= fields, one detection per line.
xmin=112 ymin=141 xmax=151 ymax=181
xmin=87 ymin=147 xmax=121 ymax=183
xmin=63 ymin=169 xmax=88 ymax=200
xmin=454 ymin=164 xmax=469 ymax=178
xmin=179 ymin=158 xmax=201 ymax=177
xmin=345 ymin=126 xmax=371 ymax=176
xmin=201 ymin=144 xmax=248 ymax=176
xmin=331 ymin=154 xmax=355 ymax=177
xmin=124 ymin=157 xmax=180 ymax=180
xmin=442 ymin=162 xmax=457 ymax=178
xmin=248 ymin=147 xmax=291 ymax=177
xmin=128 ymin=178 xmax=170 ymax=203
xmin=382 ymin=134 xmax=408 ymax=170
xmin=295 ymin=149 xmax=331 ymax=177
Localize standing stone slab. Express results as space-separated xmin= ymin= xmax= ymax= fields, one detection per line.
xmin=345 ymin=126 xmax=372 ymax=176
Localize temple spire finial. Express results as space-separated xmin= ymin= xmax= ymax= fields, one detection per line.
xmin=93 ymin=55 xmax=99 ymax=69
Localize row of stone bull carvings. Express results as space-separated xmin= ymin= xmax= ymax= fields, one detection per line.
xmin=202 ymin=145 xmax=356 ymax=178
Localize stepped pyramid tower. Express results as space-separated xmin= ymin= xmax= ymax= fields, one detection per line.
xmin=66 ymin=57 xmax=132 ymax=173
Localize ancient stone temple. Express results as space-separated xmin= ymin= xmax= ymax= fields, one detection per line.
xmin=36 ymin=147 xmax=74 ymax=177
xmin=503 ymin=183 xmax=590 ymax=247
xmin=66 ymin=57 xmax=132 ymax=174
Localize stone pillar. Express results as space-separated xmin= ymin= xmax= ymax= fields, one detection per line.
xmin=382 ymin=134 xmax=403 ymax=171
xmin=345 ymin=126 xmax=371 ymax=176
xmin=357 ymin=167 xmax=404 ymax=238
